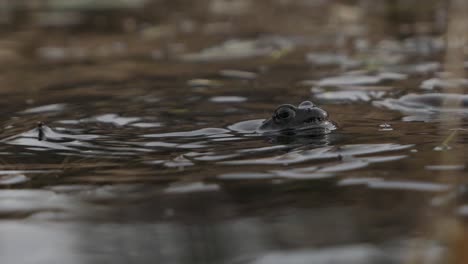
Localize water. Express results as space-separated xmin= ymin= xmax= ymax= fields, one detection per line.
xmin=1 ymin=0 xmax=468 ymax=263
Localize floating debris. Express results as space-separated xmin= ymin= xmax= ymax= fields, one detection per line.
xmin=37 ymin=122 xmax=45 ymax=141
xmin=378 ymin=123 xmax=393 ymax=131
xmin=434 ymin=129 xmax=459 ymax=152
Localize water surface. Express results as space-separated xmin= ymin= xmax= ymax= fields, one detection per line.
xmin=0 ymin=1 xmax=467 ymax=263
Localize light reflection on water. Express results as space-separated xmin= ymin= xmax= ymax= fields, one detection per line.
xmin=0 ymin=182 xmax=449 ymax=263
xmin=1 ymin=0 xmax=468 ymax=263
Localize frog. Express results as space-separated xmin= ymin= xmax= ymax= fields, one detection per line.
xmin=256 ymin=101 xmax=336 ymax=135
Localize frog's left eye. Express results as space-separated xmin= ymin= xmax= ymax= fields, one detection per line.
xmin=274 ymin=105 xmax=296 ymax=121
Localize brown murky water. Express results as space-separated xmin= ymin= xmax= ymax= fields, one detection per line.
xmin=0 ymin=0 xmax=467 ymax=263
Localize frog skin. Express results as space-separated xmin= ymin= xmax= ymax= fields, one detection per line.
xmin=256 ymin=101 xmax=336 ymax=135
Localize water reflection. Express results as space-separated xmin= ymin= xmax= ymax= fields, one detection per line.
xmin=374 ymin=93 xmax=468 ymax=121
xmin=0 ymin=180 xmax=447 ymax=263
xmin=313 ymin=72 xmax=407 ymax=87
xmin=181 ymin=36 xmax=294 ymax=62
xmin=1 ymin=0 xmax=467 ymax=263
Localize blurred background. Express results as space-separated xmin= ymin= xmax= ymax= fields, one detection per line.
xmin=1 ymin=0 xmax=468 ymax=264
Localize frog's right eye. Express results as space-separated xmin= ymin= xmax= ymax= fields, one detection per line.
xmin=274 ymin=106 xmax=296 ymax=121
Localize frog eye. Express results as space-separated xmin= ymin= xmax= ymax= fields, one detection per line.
xmin=274 ymin=105 xmax=296 ymax=121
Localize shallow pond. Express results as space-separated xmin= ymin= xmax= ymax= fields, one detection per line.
xmin=0 ymin=1 xmax=468 ymax=263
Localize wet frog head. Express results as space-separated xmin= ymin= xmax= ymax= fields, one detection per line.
xmin=257 ymin=101 xmax=336 ymax=135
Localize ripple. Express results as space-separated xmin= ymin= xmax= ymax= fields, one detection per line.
xmin=219 ymin=146 xmax=336 ymax=165
xmin=38 ymin=125 xmax=99 ymax=141
xmin=210 ymin=96 xmax=248 ymax=103
xmin=143 ymin=128 xmax=230 ymax=138
xmin=339 ymin=178 xmax=450 ymax=192
xmin=368 ymin=180 xmax=450 ymax=192
xmin=425 ymin=164 xmax=465 ymax=171
xmin=84 ymin=114 xmax=140 ymax=126
xmin=209 ymin=137 xmax=244 ymax=142
xmin=337 ymin=144 xmax=412 ymax=156
xmin=143 ymin=141 xmax=206 ymax=149
xmin=228 ymin=119 xmax=264 ymax=133
xmin=0 ymin=170 xmax=60 ymax=175
xmin=2 ymin=126 xmax=145 ymax=159
xmin=238 ymin=145 xmax=289 ymax=154
xmin=403 ymin=36 xmax=444 ymax=56
xmin=21 ymin=103 xmax=66 ymax=114
xmin=163 ymin=155 xmax=194 ymax=168
xmin=219 ymin=144 xmax=411 ymax=166
xmin=218 ymin=172 xmax=274 ymax=180
xmin=314 ymin=72 xmax=407 ymax=87
xmin=130 ymin=122 xmax=162 ymax=128
xmin=271 ymin=163 xmax=337 ymax=179
xmin=0 ymin=174 xmax=29 ymax=185
xmin=270 ymin=155 xmax=405 ymax=180
xmin=388 ymin=62 xmax=440 ymax=75
xmin=420 ymin=78 xmax=468 ymax=90
xmin=374 ymin=93 xmax=468 ymax=118
xmin=163 ymin=182 xmax=220 ymax=194
xmin=46 ymin=185 xmax=96 ymax=193
xmin=0 ymin=189 xmax=76 ymax=214
xmin=338 ymin=177 xmax=382 ymax=186
xmin=219 ymin=69 xmax=257 ymax=80
xmin=2 ymin=124 xmax=100 ymax=151
xmin=306 ymin=53 xmax=360 ymax=68
xmin=6 ymin=137 xmax=75 ymax=151
xmin=192 ymin=153 xmax=239 ymax=161
xmin=313 ymin=90 xmax=386 ymax=102
xmin=249 ymin=245 xmax=390 ymax=264
xmin=187 ymin=78 xmax=223 ymax=88
xmin=181 ymin=36 xmax=293 ymax=61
